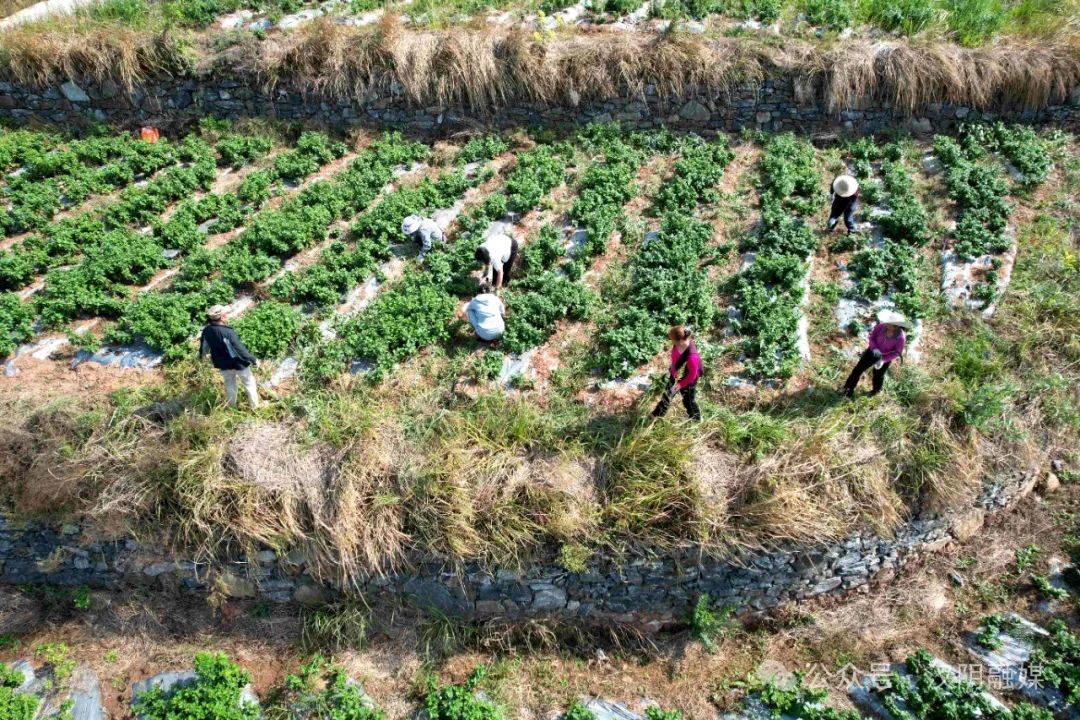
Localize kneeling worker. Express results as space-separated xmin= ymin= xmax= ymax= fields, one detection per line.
xmin=466 ymin=283 xmax=505 ymax=342
xmin=200 ymin=305 xmax=260 ymax=408
xmin=475 ymin=232 xmax=518 ymax=290
xmin=401 ymin=214 xmax=444 ymax=260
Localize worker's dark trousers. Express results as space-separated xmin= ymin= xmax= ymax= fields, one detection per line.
xmin=843 ymin=349 xmax=891 ymax=397
xmin=828 ymin=199 xmax=856 ymax=233
xmin=653 ymin=382 xmax=701 ymax=421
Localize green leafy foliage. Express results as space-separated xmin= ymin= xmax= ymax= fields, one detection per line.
xmin=215 ymin=135 xmax=273 ymax=169
xmin=134 ymin=652 xmax=259 ymax=720
xmin=0 ymin=662 xmax=39 ymax=720
xmin=758 ymin=674 xmax=861 ymax=720
xmin=734 ymin=133 xmax=821 ymax=379
xmin=457 ymin=135 xmax=510 ymax=164
xmin=1029 ymin=620 xmax=1080 ymax=705
xmin=504 ymin=144 xmax=573 ymax=213
xmin=272 ymin=132 xmax=348 ymax=182
xmin=273 ymin=656 xmax=384 ymax=720
xmin=863 ymin=0 xmax=936 ymax=34
xmin=599 ymin=137 xmax=732 ymax=377
xmin=564 ymin=701 xmax=597 ymax=720
xmin=689 ymin=594 xmax=738 ymax=652
xmin=424 ymin=667 xmax=503 ymax=720
xmin=801 ymin=0 xmax=853 ymax=29
xmin=233 ymin=301 xmax=303 ymax=358
xmin=0 ymin=292 xmax=33 ymax=357
xmin=876 ymin=648 xmax=1052 ymax=720
xmin=980 ymin=123 xmax=1052 ymax=188
xmin=336 ymin=270 xmax=457 ymax=379
xmin=935 ymin=132 xmax=1013 ymax=261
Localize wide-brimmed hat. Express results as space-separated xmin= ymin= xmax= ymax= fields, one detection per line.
xmin=207 ymin=305 xmax=229 ymax=321
xmin=833 ymin=175 xmax=859 ymax=198
xmin=878 ymin=309 xmax=912 ymax=330
xmin=401 ymin=215 xmax=422 ymax=235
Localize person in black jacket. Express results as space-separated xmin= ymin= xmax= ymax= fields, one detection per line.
xmin=827 ymin=174 xmax=859 ymax=235
xmin=199 ymin=305 xmax=260 ymax=408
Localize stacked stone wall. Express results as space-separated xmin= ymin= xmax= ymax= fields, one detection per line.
xmin=0 ymin=471 xmax=1039 ymax=625
xmin=1 ymin=74 xmax=1075 ymax=135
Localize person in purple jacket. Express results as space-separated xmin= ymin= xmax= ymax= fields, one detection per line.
xmin=842 ymin=310 xmax=911 ymax=398
xmin=652 ymin=325 xmax=702 ymax=421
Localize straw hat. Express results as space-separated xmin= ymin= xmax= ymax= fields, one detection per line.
xmin=833 ymin=175 xmax=859 ymax=198
xmin=878 ymin=309 xmax=912 ymax=330
xmin=207 ymin=305 xmax=229 ymax=321
xmin=401 ymin=215 xmax=422 ymax=235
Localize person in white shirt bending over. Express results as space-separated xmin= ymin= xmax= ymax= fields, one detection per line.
xmin=474 ymin=232 xmax=518 ymax=290
xmin=401 ymin=215 xmax=444 ymax=261
xmin=466 ymin=283 xmax=505 ymax=342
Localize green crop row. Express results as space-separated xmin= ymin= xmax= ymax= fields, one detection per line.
xmin=0 ymin=136 xmax=213 ymax=294
xmin=598 ymin=136 xmax=734 ymax=377
xmin=877 ymin=648 xmax=1055 ymax=720
xmin=298 ymin=138 xmax=575 ymax=380
xmin=935 ymin=132 xmax=1012 ymax=261
xmin=977 ymin=614 xmax=1080 ymax=708
xmin=1 ymin=133 xmax=179 ymax=236
xmin=108 ymin=132 xmax=428 ymax=359
xmin=965 ymin=122 xmax=1052 ymax=189
xmin=498 ymin=129 xmax=649 ymax=355
xmin=314 ymin=185 xmax=510 ymax=380
xmin=842 ymin=140 xmax=929 ymax=320
xmin=732 ymin=133 xmax=822 ymax=379
xmin=504 ymin=143 xmax=574 ymax=213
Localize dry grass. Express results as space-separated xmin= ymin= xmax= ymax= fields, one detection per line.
xmin=0 ymin=22 xmax=187 ymax=89
xmin=824 ymin=38 xmax=1080 ymax=112
xmin=245 ymin=24 xmax=1080 ymax=114
xmin=249 ymin=19 xmax=770 ymax=111
xmin=1 ymin=18 xmax=1076 ymax=114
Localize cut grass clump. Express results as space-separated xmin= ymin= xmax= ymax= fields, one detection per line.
xmin=300 ymin=601 xmax=370 ymax=653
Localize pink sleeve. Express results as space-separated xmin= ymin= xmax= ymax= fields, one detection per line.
xmin=867 ymin=324 xmax=882 ymax=353
xmin=678 ymin=353 xmax=702 ymax=389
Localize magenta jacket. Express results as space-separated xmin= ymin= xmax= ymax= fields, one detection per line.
xmin=868 ymin=323 xmax=906 ymax=364
xmin=670 ymin=343 xmax=702 ymax=389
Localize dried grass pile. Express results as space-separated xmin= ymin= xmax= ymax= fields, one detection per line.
xmin=251 ymin=21 xmax=1080 ymax=113
xmin=0 ymin=25 xmax=186 ymax=88
xmin=824 ymin=38 xmax=1080 ymax=112
xmin=1 ymin=16 xmax=1077 ymax=114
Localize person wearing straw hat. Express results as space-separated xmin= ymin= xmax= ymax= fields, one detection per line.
xmin=828 ymin=174 xmax=860 ymax=235
xmin=401 ymin=214 xmax=444 ymax=261
xmin=842 ymin=310 xmax=911 ymax=398
xmin=200 ymin=305 xmax=260 ymax=408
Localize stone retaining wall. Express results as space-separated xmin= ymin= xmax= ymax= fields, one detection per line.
xmin=0 ymin=470 xmax=1039 ymax=626
xmin=1 ymin=73 xmax=1077 ymax=135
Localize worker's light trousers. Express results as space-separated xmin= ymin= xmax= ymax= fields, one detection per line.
xmin=220 ymin=367 xmax=259 ymax=408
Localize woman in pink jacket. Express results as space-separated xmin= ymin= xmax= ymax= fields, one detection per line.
xmin=842 ymin=310 xmax=911 ymax=398
xmin=652 ymin=325 xmax=702 ymax=421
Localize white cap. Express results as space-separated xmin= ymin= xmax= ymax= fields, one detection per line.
xmin=401 ymin=215 xmax=422 ymax=235
xmin=207 ymin=305 xmax=229 ymax=320
xmin=833 ymin=175 xmax=859 ymax=198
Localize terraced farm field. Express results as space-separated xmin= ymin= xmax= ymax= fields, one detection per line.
xmin=1 ymin=116 xmax=1078 ymax=720
xmin=0 ymin=122 xmax=1059 ymax=392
